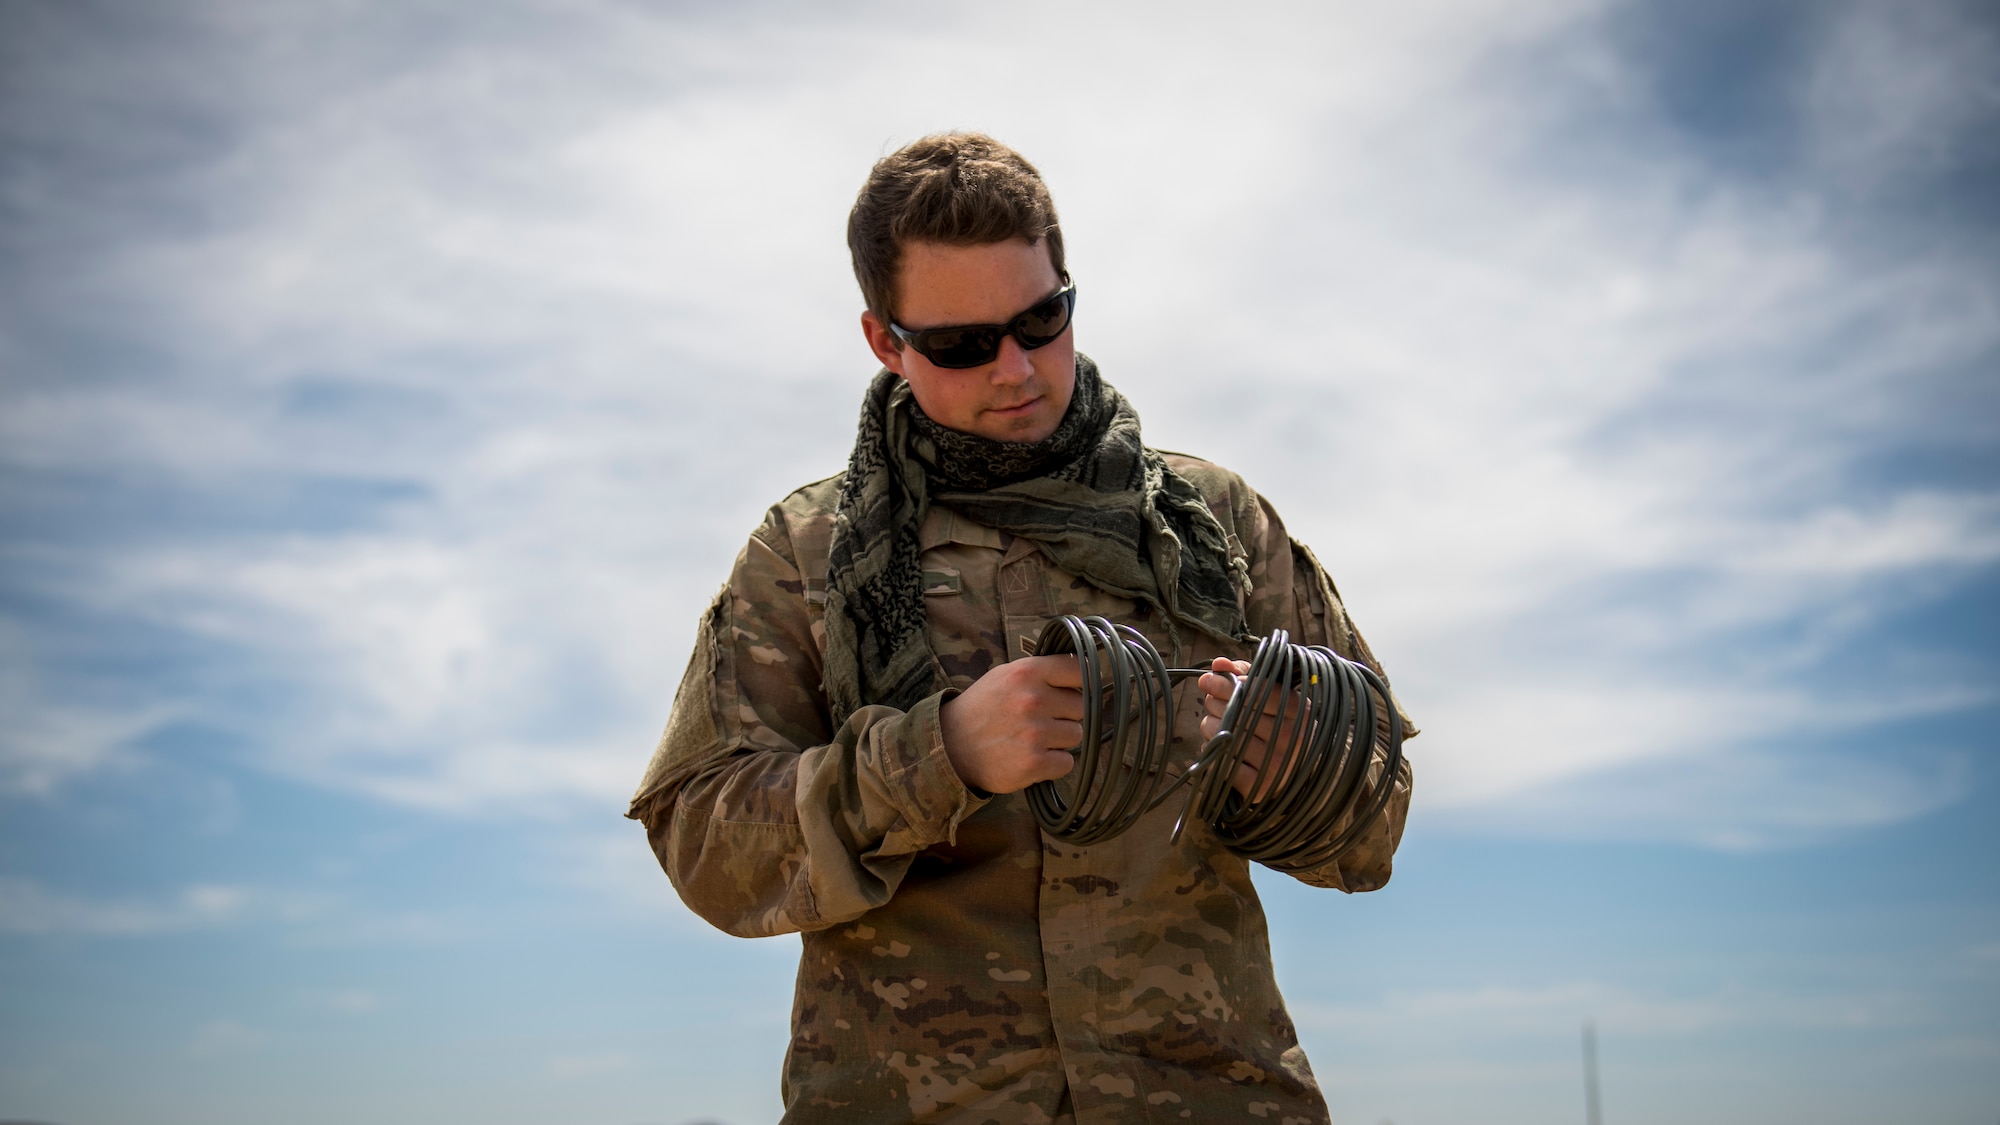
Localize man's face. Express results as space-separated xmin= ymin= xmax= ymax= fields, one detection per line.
xmin=860 ymin=238 xmax=1075 ymax=444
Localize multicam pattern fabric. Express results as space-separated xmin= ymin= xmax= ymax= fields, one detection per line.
xmin=630 ymin=441 xmax=1416 ymax=1125
xmin=821 ymin=355 xmax=1252 ymax=729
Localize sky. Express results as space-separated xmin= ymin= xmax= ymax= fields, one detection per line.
xmin=1 ymin=1 xmax=1996 ymax=1123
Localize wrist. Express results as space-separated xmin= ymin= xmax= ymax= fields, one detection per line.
xmin=938 ymin=694 xmax=988 ymax=796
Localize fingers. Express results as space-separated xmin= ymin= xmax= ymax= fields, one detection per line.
xmin=1237 ymin=704 xmax=1311 ymax=744
xmin=1228 ymin=733 xmax=1301 ymax=802
xmin=1041 ymin=685 xmax=1086 ymax=723
xmin=1039 ymin=717 xmax=1084 ymax=751
xmin=1030 ymin=653 xmax=1085 ymax=689
xmin=1208 ymin=682 xmax=1313 ymax=801
xmin=1233 ymin=761 xmax=1270 ymax=802
xmin=1198 ymin=680 xmax=1313 ymax=761
xmin=1031 ymin=748 xmax=1077 ymax=784
xmin=1198 ymin=671 xmax=1237 ymax=704
xmin=1198 ymin=658 xmax=1250 ymax=703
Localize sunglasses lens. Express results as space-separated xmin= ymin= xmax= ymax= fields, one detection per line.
xmin=1011 ymin=291 xmax=1073 ymax=347
xmin=919 ymin=327 xmax=1002 ymax=369
xmin=898 ymin=286 xmax=1073 ymax=368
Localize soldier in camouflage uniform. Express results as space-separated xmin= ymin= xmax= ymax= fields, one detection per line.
xmin=630 ymin=133 xmax=1415 ymax=1125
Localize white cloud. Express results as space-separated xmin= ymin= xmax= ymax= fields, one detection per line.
xmin=0 ymin=874 xmax=467 ymax=947
xmin=0 ymin=878 xmax=253 ymax=936
xmin=0 ymin=689 xmax=168 ymax=797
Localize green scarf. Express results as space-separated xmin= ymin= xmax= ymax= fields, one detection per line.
xmin=821 ymin=354 xmax=1252 ymax=729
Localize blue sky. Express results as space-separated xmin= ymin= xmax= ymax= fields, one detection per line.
xmin=1 ymin=1 xmax=1996 ymax=1123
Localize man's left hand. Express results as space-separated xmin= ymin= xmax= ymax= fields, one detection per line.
xmin=1197 ymin=658 xmax=1310 ymax=802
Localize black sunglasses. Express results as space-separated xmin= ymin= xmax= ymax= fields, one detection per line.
xmin=890 ymin=282 xmax=1077 ymax=369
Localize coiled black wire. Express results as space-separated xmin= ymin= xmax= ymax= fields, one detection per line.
xmin=1026 ymin=614 xmax=1406 ymax=867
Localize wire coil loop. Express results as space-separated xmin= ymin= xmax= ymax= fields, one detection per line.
xmin=1025 ymin=614 xmax=1405 ymax=867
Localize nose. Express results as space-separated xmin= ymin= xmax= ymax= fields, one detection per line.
xmin=989 ymin=334 xmax=1035 ymax=384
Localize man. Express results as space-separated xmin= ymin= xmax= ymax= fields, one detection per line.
xmin=629 ymin=132 xmax=1415 ymax=1125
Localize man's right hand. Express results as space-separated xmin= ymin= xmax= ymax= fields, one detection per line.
xmin=938 ymin=655 xmax=1084 ymax=795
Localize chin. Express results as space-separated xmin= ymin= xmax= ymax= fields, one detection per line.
xmin=985 ymin=413 xmax=1062 ymax=443
xmin=979 ymin=396 xmax=1070 ymax=443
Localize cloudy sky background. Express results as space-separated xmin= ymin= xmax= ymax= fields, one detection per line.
xmin=2 ymin=1 xmax=1996 ymax=1122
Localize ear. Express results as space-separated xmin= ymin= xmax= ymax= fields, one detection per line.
xmin=860 ymin=310 xmax=909 ymax=377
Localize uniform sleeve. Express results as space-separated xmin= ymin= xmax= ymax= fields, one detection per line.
xmin=626 ymin=512 xmax=989 ymax=938
xmin=1238 ymin=490 xmax=1417 ymax=894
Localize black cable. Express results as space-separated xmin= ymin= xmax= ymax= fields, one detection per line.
xmin=1022 ymin=616 xmax=1180 ymax=845
xmin=1026 ymin=614 xmax=1406 ymax=867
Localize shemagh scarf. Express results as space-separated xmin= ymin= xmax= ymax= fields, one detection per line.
xmin=821 ymin=354 xmax=1253 ymax=729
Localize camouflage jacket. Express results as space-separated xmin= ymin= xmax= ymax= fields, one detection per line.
xmin=629 ymin=453 xmax=1415 ymax=1125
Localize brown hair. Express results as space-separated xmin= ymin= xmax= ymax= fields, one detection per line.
xmin=847 ymin=132 xmax=1065 ymax=324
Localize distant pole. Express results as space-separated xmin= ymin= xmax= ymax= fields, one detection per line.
xmin=1582 ymin=1019 xmax=1603 ymax=1125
